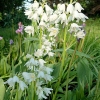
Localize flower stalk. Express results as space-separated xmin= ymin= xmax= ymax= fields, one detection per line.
xmin=65 ymin=42 xmax=79 ymax=99
xmin=53 ymin=27 xmax=67 ymax=100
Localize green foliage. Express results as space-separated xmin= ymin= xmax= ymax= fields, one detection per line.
xmin=0 ymin=78 xmax=5 ymax=100
xmin=0 ymin=11 xmax=100 ymax=100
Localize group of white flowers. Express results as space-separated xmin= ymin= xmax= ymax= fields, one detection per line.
xmin=5 ymin=54 xmax=53 ymax=99
xmin=4 ymin=0 xmax=88 ymax=99
xmin=24 ymin=0 xmax=88 ymax=39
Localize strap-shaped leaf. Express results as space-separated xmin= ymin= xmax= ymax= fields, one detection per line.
xmin=0 ymin=78 xmax=5 ymax=100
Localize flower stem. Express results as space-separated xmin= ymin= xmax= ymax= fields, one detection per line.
xmin=53 ymin=27 xmax=67 ymax=100
xmin=39 ymin=29 xmax=43 ymax=48
xmin=65 ymin=42 xmax=78 ymax=100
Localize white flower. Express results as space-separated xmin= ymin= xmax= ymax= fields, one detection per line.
xmin=49 ymin=14 xmax=58 ymax=22
xmin=36 ymin=86 xmax=47 ymax=99
xmin=45 ymin=4 xmax=53 ymax=15
xmin=4 ymin=76 xmax=19 ymax=87
xmin=32 ymin=13 xmax=39 ymax=23
xmin=19 ymin=80 xmax=28 ymax=91
xmin=55 ymin=13 xmax=68 ymax=25
xmin=34 ymin=49 xmax=43 ymax=58
xmin=25 ymin=58 xmax=38 ymax=70
xmin=48 ymin=52 xmax=54 ymax=57
xmin=37 ymin=71 xmax=45 ymax=78
xmin=38 ymin=59 xmax=46 ymax=67
xmin=72 ymin=10 xmax=80 ymax=21
xmin=39 ymin=21 xmax=47 ymax=30
xmin=22 ymin=72 xmax=36 ymax=84
xmin=24 ymin=10 xmax=33 ymax=19
xmin=45 ymin=46 xmax=51 ymax=54
xmin=4 ymin=78 xmax=14 ymax=87
xmin=31 ymin=1 xmax=39 ymax=11
xmin=43 ymin=87 xmax=53 ymax=96
xmin=75 ymin=2 xmax=84 ymax=12
xmin=13 ymin=76 xmax=19 ymax=83
xmin=41 ymin=13 xmax=48 ymax=22
xmin=0 ymin=36 xmax=3 ymax=40
xmin=44 ymin=74 xmax=53 ymax=81
xmin=26 ymin=54 xmax=33 ymax=59
xmin=43 ymin=40 xmax=51 ymax=46
xmin=45 ymin=67 xmax=53 ymax=74
xmin=37 ymin=6 xmax=43 ymax=16
xmin=67 ymin=4 xmax=74 ymax=14
xmin=79 ymin=13 xmax=88 ymax=22
xmin=69 ymin=23 xmax=81 ymax=33
xmin=24 ymin=26 xmax=34 ymax=35
xmin=60 ymin=13 xmax=68 ymax=25
xmin=74 ymin=30 xmax=85 ymax=39
xmin=57 ymin=4 xmax=65 ymax=13
xmin=48 ymin=27 xmax=59 ymax=37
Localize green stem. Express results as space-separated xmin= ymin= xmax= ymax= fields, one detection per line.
xmin=65 ymin=42 xmax=78 ymax=100
xmin=31 ymin=81 xmax=34 ymax=100
xmin=19 ymin=34 xmax=22 ymax=56
xmin=53 ymin=27 xmax=67 ymax=100
xmin=39 ymin=29 xmax=42 ymax=48
xmin=70 ymin=0 xmax=73 ymax=3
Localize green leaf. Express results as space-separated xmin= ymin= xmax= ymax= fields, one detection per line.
xmin=67 ymin=49 xmax=92 ymax=60
xmin=0 ymin=78 xmax=5 ymax=100
xmin=22 ymin=37 xmax=39 ymax=43
xmin=77 ymin=58 xmax=93 ymax=97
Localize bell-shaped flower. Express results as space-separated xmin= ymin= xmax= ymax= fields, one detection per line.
xmin=0 ymin=36 xmax=3 ymax=40
xmin=22 ymin=72 xmax=36 ymax=84
xmin=32 ymin=13 xmax=39 ymax=23
xmin=72 ymin=10 xmax=80 ymax=21
xmin=4 ymin=76 xmax=19 ymax=87
xmin=24 ymin=9 xmax=33 ymax=19
xmin=48 ymin=27 xmax=59 ymax=37
xmin=37 ymin=71 xmax=45 ymax=78
xmin=13 ymin=76 xmax=19 ymax=83
xmin=69 ymin=23 xmax=81 ymax=34
xmin=57 ymin=4 xmax=65 ymax=13
xmin=37 ymin=6 xmax=44 ymax=16
xmin=43 ymin=87 xmax=53 ymax=96
xmin=67 ymin=4 xmax=74 ymax=14
xmin=38 ymin=59 xmax=46 ymax=67
xmin=49 ymin=14 xmax=58 ymax=22
xmin=45 ymin=67 xmax=53 ymax=75
xmin=25 ymin=57 xmax=38 ymax=69
xmin=48 ymin=52 xmax=54 ymax=57
xmin=19 ymin=80 xmax=28 ymax=91
xmin=34 ymin=49 xmax=43 ymax=58
xmin=45 ymin=4 xmax=53 ymax=15
xmin=24 ymin=26 xmax=34 ymax=35
xmin=39 ymin=21 xmax=47 ymax=30
xmin=79 ymin=13 xmax=88 ymax=22
xmin=26 ymin=54 xmax=33 ymax=59
xmin=75 ymin=2 xmax=84 ymax=12
xmin=36 ymin=86 xmax=47 ymax=99
xmin=31 ymin=1 xmax=39 ymax=11
xmin=41 ymin=13 xmax=48 ymax=22
xmin=4 ymin=78 xmax=14 ymax=87
xmin=44 ymin=74 xmax=53 ymax=81
xmin=74 ymin=30 xmax=85 ymax=39
xmin=60 ymin=13 xmax=68 ymax=25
